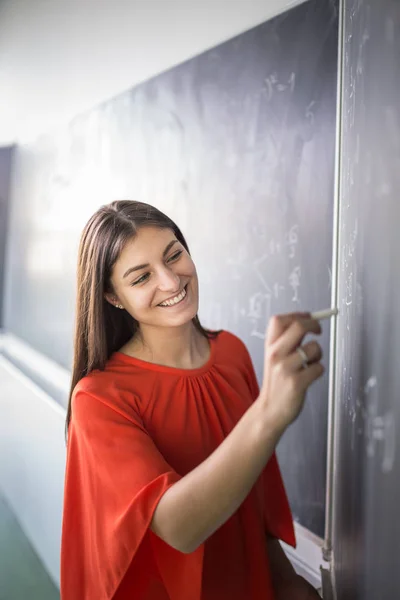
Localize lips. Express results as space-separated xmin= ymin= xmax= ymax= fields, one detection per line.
xmin=158 ymin=284 xmax=188 ymax=307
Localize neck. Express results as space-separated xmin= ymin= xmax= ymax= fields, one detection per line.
xmin=127 ymin=322 xmax=209 ymax=369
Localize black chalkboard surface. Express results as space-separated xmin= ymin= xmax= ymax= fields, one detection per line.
xmin=333 ymin=0 xmax=400 ymax=597
xmin=4 ymin=0 xmax=338 ymax=536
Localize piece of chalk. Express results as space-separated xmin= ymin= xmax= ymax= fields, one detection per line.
xmin=310 ymin=307 xmax=339 ymax=321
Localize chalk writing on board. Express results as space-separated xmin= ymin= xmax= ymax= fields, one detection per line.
xmin=368 ymin=413 xmax=396 ymax=473
xmin=382 ymin=414 xmax=396 ymax=473
xmin=356 ymin=29 xmax=370 ymax=77
xmin=247 ymin=224 xmax=301 ymax=338
xmin=284 ymin=224 xmax=299 ymax=259
xmin=253 ymin=256 xmax=270 ymax=291
xmin=345 ymin=272 xmax=353 ymax=306
xmin=289 ymin=266 xmax=301 ymax=302
xmin=268 ymin=239 xmax=282 ymax=256
xmin=364 ymin=375 xmax=377 ymax=395
xmin=348 ymin=218 xmax=358 ymax=257
xmin=274 ymin=282 xmax=285 ymax=299
xmin=364 ymin=375 xmax=396 ymax=473
xmin=246 ymin=225 xmax=302 ymax=336
xmin=253 ymin=225 xmax=299 ymax=268
xmin=305 ymin=100 xmax=316 ymax=127
xmin=248 ymin=291 xmax=272 ymax=339
xmin=261 ymin=71 xmax=296 ymax=102
xmin=233 ymin=300 xmax=247 ymax=325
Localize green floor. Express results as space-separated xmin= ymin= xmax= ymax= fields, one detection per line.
xmin=0 ymin=494 xmax=59 ymax=600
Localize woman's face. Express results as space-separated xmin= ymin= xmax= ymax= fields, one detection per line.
xmin=105 ymin=226 xmax=199 ymax=329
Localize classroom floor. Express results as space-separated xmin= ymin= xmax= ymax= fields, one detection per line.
xmin=0 ymin=493 xmax=59 ymax=600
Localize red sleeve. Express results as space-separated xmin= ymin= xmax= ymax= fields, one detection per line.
xmin=60 ymin=385 xmax=204 ymax=600
xmin=242 ymin=343 xmax=297 ymax=549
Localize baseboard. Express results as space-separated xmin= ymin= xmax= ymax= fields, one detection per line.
xmin=281 ymin=521 xmax=330 ymax=593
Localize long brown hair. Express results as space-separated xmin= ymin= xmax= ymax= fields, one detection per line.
xmin=65 ymin=200 xmax=222 ymax=441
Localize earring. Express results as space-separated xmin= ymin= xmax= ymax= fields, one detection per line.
xmin=115 ymin=304 xmax=124 ymax=309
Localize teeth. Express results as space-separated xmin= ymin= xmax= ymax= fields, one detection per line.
xmin=159 ymin=287 xmax=187 ymax=307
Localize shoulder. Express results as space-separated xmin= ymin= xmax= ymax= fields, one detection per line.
xmin=72 ymin=368 xmax=118 ymax=401
xmin=214 ymin=329 xmax=252 ymax=364
xmin=71 ymin=367 xmax=142 ymax=425
xmin=216 ymin=329 xmax=248 ymax=350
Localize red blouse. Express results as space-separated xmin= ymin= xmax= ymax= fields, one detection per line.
xmin=60 ymin=330 xmax=296 ymax=599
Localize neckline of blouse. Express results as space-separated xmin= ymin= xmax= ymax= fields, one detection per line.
xmin=110 ymin=331 xmax=221 ymax=376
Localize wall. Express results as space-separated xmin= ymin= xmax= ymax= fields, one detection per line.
xmin=0 ymin=353 xmax=67 ymax=588
xmin=0 ymin=146 xmax=14 ymax=327
xmin=0 ymin=0 xmax=307 ymax=146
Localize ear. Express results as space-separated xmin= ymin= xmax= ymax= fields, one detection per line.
xmin=104 ymin=292 xmax=119 ymax=307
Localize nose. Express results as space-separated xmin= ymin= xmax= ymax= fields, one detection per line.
xmin=157 ymin=267 xmax=181 ymax=293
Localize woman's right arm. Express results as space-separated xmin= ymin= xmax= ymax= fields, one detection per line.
xmin=151 ymin=313 xmax=324 ymax=554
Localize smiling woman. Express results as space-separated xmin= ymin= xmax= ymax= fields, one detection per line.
xmin=64 ymin=199 xmax=221 ymax=435
xmin=60 ymin=199 xmax=316 ymax=600
xmin=105 ymin=229 xmax=195 ymax=315
xmin=102 ymin=224 xmax=209 ymax=368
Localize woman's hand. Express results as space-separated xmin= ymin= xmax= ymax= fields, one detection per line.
xmin=257 ymin=312 xmax=324 ymax=432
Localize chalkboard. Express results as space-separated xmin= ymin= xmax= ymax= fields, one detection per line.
xmin=4 ymin=0 xmax=338 ymax=537
xmin=333 ymin=0 xmax=400 ymax=597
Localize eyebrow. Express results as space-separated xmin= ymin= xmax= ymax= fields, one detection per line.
xmin=122 ymin=240 xmax=179 ymax=279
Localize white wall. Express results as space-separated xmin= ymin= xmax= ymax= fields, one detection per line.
xmin=0 ymin=354 xmax=66 ymax=588
xmin=0 ymin=0 xmax=306 ymax=145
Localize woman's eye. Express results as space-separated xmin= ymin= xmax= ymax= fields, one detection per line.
xmin=131 ymin=251 xmax=183 ymax=286
xmin=132 ymin=273 xmax=149 ymax=286
xmin=168 ymin=250 xmax=183 ymax=262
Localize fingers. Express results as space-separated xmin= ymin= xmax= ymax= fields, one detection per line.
xmin=261 ymin=313 xmax=326 ymax=430
xmin=286 ymin=340 xmax=323 ymax=371
xmin=267 ymin=316 xmax=321 ymax=359
xmin=297 ymin=361 xmax=325 ymax=390
xmin=267 ymin=340 xmax=324 ymax=399
xmin=266 ymin=312 xmax=311 ymax=345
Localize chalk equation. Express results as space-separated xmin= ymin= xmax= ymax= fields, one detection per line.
xmin=261 ymin=71 xmax=296 ymax=102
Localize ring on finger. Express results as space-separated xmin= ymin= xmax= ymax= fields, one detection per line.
xmin=296 ymin=346 xmax=309 ymax=370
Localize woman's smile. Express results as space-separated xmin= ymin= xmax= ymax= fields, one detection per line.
xmin=157 ymin=283 xmax=190 ymax=308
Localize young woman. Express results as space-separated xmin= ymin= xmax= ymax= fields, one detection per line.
xmin=61 ymin=200 xmax=323 ymax=600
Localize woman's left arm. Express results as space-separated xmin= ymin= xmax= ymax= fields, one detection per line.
xmin=266 ymin=535 xmax=321 ymax=599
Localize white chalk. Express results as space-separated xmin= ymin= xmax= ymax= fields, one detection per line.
xmin=310 ymin=307 xmax=339 ymax=321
